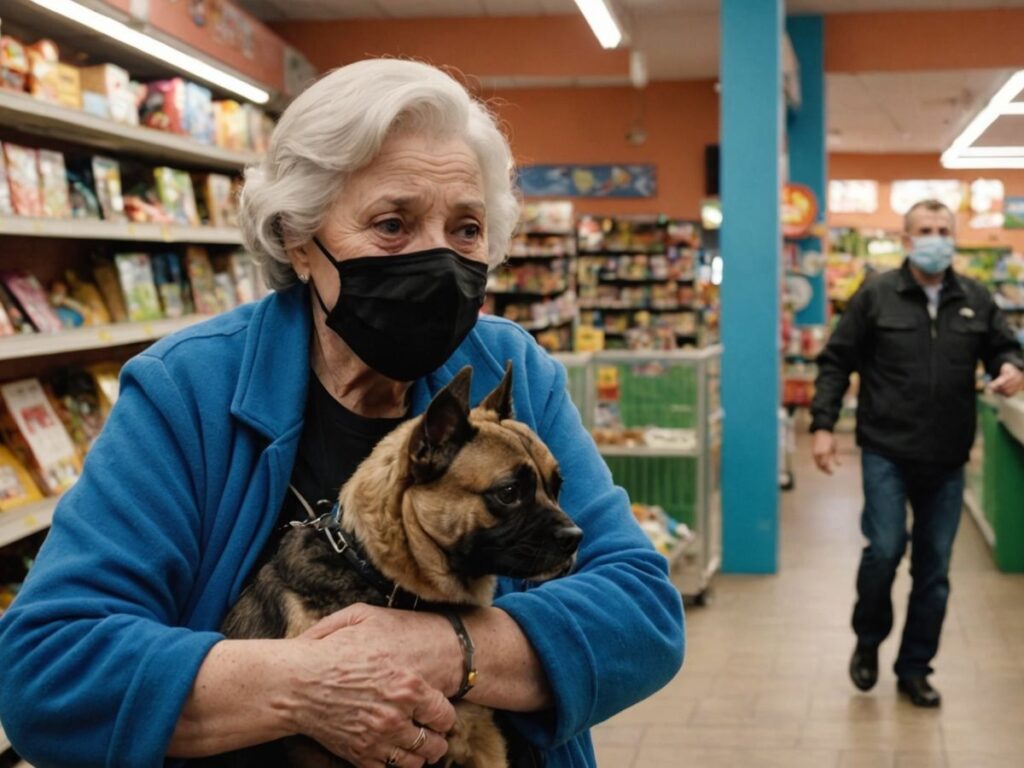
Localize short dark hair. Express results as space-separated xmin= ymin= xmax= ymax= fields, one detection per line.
xmin=904 ymin=199 xmax=955 ymax=234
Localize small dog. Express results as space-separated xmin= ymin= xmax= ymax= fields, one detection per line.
xmin=220 ymin=364 xmax=582 ymax=768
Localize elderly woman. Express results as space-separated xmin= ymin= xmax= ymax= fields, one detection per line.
xmin=0 ymin=60 xmax=683 ymax=767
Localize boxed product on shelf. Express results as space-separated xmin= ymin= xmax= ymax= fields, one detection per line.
xmin=0 ymin=271 xmax=63 ymax=333
xmin=3 ymin=142 xmax=43 ymax=217
xmin=114 ymin=253 xmax=163 ymax=322
xmin=47 ymin=368 xmax=106 ymax=459
xmin=87 ymin=362 xmax=122 ymax=418
xmin=90 ymin=155 xmax=127 ymax=222
xmin=79 ymin=62 xmax=130 ymax=99
xmin=79 ymin=63 xmax=137 ymax=124
xmin=52 ymin=272 xmax=110 ymax=326
xmin=245 ymin=104 xmax=269 ymax=153
xmin=37 ymin=149 xmax=71 ymax=218
xmin=214 ymin=99 xmax=249 ymax=150
xmin=56 ymin=63 xmax=81 ymax=109
xmin=0 ymin=148 xmax=12 ymax=215
xmin=185 ymin=246 xmax=220 ymax=314
xmin=66 ymin=164 xmax=102 ymax=220
xmin=151 ymin=253 xmax=188 ymax=318
xmin=0 ymin=378 xmax=83 ymax=495
xmin=520 ymin=200 xmax=574 ymax=233
xmin=0 ymin=443 xmax=44 ymax=511
xmin=0 ymin=36 xmax=29 ymax=92
xmin=139 ymin=78 xmax=187 ymax=134
xmin=153 ymin=166 xmax=200 ymax=227
xmin=0 ymin=283 xmax=34 ymax=334
xmin=197 ymin=173 xmax=238 ymax=227
xmin=92 ymin=259 xmax=129 ymax=323
xmin=184 ymin=81 xmax=215 ymax=144
xmin=26 ymin=39 xmax=60 ymax=104
xmin=224 ymin=252 xmax=263 ymax=304
xmin=0 ymin=300 xmax=14 ymax=336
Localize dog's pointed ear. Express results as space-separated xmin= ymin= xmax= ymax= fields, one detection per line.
xmin=478 ymin=361 xmax=514 ymax=421
xmin=409 ymin=367 xmax=476 ymax=483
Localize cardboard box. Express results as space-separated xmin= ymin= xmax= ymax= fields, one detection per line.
xmin=78 ymin=63 xmax=130 ymax=98
xmin=139 ymin=78 xmax=186 ymax=134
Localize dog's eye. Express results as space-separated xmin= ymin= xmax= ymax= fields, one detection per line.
xmin=495 ymin=482 xmax=519 ymax=505
xmin=549 ymin=470 xmax=563 ymax=500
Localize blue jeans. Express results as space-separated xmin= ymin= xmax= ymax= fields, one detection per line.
xmin=853 ymin=450 xmax=964 ymax=679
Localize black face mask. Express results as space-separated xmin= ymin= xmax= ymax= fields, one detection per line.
xmin=309 ymin=237 xmax=488 ymax=382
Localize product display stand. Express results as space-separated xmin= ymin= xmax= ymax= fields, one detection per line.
xmin=554 ymin=346 xmax=722 ymax=603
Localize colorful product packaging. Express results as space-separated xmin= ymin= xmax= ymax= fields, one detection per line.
xmin=2 ymin=143 xmax=43 ymax=217
xmin=0 ymin=36 xmax=29 ymax=92
xmin=37 ymin=149 xmax=71 ymax=218
xmin=139 ymin=78 xmax=187 ymax=134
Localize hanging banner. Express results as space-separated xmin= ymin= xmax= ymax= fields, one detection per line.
xmin=518 ymin=164 xmax=656 ymax=198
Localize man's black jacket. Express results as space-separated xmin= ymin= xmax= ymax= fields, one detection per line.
xmin=810 ymin=260 xmax=1024 ymax=465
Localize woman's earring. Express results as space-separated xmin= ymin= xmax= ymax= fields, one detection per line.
xmin=299 ymin=273 xmax=309 ymax=283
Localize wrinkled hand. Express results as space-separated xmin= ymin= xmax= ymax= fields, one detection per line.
xmin=287 ymin=604 xmax=459 ymax=768
xmin=812 ymin=430 xmax=840 ymax=475
xmin=989 ymin=363 xmax=1024 ymax=397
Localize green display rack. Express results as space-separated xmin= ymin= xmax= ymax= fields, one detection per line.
xmin=971 ymin=395 xmax=1024 ymax=572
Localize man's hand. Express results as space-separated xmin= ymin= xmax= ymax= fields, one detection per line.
xmin=989 ymin=363 xmax=1024 ymax=397
xmin=812 ymin=430 xmax=840 ymax=475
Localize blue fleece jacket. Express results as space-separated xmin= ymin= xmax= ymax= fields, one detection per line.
xmin=0 ymin=286 xmax=684 ymax=767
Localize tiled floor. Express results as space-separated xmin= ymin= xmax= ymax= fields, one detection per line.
xmin=594 ymin=432 xmax=1024 ymax=767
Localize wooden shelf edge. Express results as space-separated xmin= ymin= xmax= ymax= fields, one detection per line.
xmin=0 ymin=216 xmax=242 ymax=244
xmin=0 ymin=315 xmax=210 ymax=362
xmin=0 ymin=496 xmax=60 ymax=549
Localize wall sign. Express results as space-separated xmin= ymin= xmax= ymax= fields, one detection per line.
xmin=890 ymin=180 xmax=963 ymax=215
xmin=1004 ymin=196 xmax=1024 ymax=229
xmin=518 ymin=164 xmax=656 ymax=198
xmin=781 ymin=182 xmax=818 ymax=238
xmin=828 ymin=180 xmax=878 ymax=214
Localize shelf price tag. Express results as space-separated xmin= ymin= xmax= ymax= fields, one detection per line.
xmin=23 ymin=514 xmax=38 ymax=528
xmin=143 ymin=324 xmax=154 ymax=335
xmin=97 ymin=329 xmax=114 ymax=343
xmin=160 ymin=225 xmax=171 ymax=242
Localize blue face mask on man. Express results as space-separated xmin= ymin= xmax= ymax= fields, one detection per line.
xmin=908 ymin=235 xmax=955 ymax=275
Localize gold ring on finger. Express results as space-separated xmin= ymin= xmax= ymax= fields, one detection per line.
xmin=407 ymin=726 xmax=428 ymax=752
xmin=385 ymin=747 xmax=401 ymax=767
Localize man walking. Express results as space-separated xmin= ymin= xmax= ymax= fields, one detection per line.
xmin=811 ymin=199 xmax=1023 ymax=707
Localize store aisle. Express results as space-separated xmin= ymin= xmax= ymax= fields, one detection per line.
xmin=593 ymin=432 xmax=1024 ymax=768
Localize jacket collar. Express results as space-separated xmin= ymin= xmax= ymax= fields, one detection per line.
xmin=230 ymin=285 xmax=440 ymax=441
xmin=897 ymin=258 xmax=965 ymax=301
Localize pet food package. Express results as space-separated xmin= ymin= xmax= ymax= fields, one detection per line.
xmin=185 ymin=247 xmax=220 ymax=314
xmin=80 ymin=63 xmax=136 ymax=125
xmin=91 ymin=156 xmax=127 ymax=222
xmin=0 ymin=299 xmax=15 ymax=336
xmin=3 ymin=143 xmax=43 ymax=217
xmin=0 ymin=379 xmax=83 ymax=496
xmin=114 ymin=253 xmax=163 ymax=322
xmin=0 ymin=149 xmax=13 ymax=215
xmin=91 ymin=260 xmax=128 ymax=323
xmin=154 ymin=167 xmax=200 ymax=226
xmin=140 ymin=78 xmax=187 ymax=134
xmin=65 ymin=271 xmax=112 ymax=325
xmin=56 ymin=64 xmax=81 ymax=109
xmin=151 ymin=253 xmax=186 ymax=318
xmin=200 ymin=173 xmax=237 ymax=227
xmin=184 ymin=82 xmax=214 ymax=144
xmin=228 ymin=252 xmax=262 ymax=304
xmin=37 ymin=150 xmax=71 ymax=218
xmin=0 ymin=36 xmax=29 ymax=92
xmin=0 ymin=271 xmax=63 ymax=333
xmin=0 ymin=444 xmax=44 ymax=512
xmin=79 ymin=63 xmax=130 ymax=99
xmin=213 ymin=271 xmax=237 ymax=312
xmin=26 ymin=39 xmax=60 ymax=104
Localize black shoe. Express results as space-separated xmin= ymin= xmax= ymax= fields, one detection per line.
xmin=897 ymin=676 xmax=941 ymax=708
xmin=849 ymin=645 xmax=878 ymax=691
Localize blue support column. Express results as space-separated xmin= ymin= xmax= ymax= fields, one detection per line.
xmin=720 ymin=0 xmax=782 ymax=574
xmin=787 ymin=15 xmax=827 ymax=327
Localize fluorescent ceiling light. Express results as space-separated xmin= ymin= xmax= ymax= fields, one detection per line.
xmin=941 ymin=70 xmax=1024 ymax=169
xmin=29 ymin=0 xmax=270 ymax=104
xmin=574 ymin=0 xmax=623 ymax=50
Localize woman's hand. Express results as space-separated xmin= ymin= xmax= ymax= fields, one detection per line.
xmin=289 ymin=604 xmax=459 ymax=767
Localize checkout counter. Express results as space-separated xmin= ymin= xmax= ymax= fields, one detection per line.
xmin=967 ymin=394 xmax=1024 ymax=572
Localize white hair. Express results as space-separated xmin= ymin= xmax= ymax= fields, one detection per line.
xmin=240 ymin=59 xmax=520 ymax=290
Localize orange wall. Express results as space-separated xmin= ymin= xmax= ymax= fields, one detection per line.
xmin=486 ymin=81 xmax=719 ymax=219
xmin=273 ymin=16 xmax=628 ymax=80
xmin=825 ymin=9 xmax=1024 ymax=72
xmin=829 ymin=153 xmax=1024 ymax=252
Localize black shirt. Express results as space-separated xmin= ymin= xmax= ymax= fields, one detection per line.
xmin=270 ymin=373 xmax=408 ymax=547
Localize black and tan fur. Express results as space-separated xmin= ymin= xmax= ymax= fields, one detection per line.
xmin=220 ymin=364 xmax=582 ymax=768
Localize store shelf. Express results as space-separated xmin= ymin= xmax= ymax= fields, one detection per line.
xmin=506 ymin=252 xmax=571 ymax=260
xmin=597 ymin=444 xmax=699 ymax=458
xmin=520 ymin=230 xmax=575 ymax=237
xmin=0 ymin=315 xmax=210 ymax=361
xmin=579 ymin=249 xmax=668 ymax=256
xmin=0 ymin=216 xmax=242 ymax=244
xmin=487 ymin=286 xmax=569 ymax=297
xmin=0 ymin=496 xmax=59 ymax=549
xmin=593 ymin=274 xmax=696 ymax=284
xmin=0 ymin=90 xmax=257 ymax=171
xmin=519 ymin=314 xmax=576 ymax=331
xmin=578 ymin=303 xmax=694 ymax=312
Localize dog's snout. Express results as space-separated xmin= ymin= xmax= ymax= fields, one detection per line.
xmin=555 ymin=525 xmax=583 ymax=552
